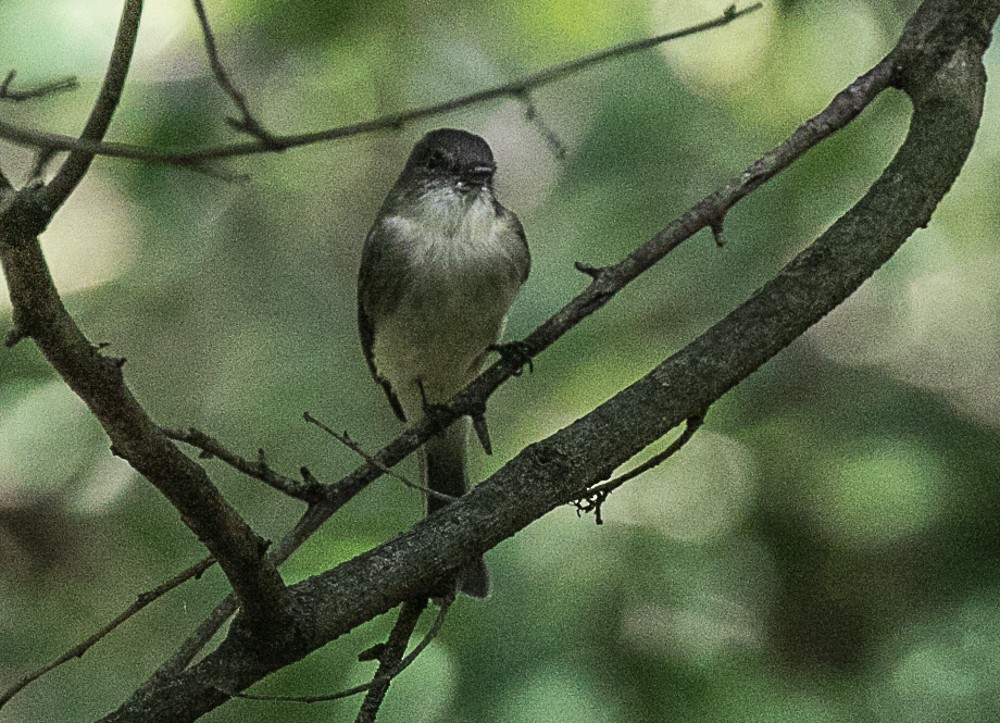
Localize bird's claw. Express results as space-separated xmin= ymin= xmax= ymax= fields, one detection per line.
xmin=490 ymin=340 xmax=533 ymax=376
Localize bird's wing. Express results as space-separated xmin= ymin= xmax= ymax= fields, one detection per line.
xmin=357 ymin=222 xmax=408 ymax=422
xmin=498 ymin=202 xmax=531 ymax=284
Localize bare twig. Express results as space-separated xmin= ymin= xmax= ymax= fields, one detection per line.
xmin=0 ymin=556 xmax=215 ymax=710
xmin=355 ymin=598 xmax=428 ymax=722
xmin=0 ymin=70 xmax=78 ymax=102
xmin=303 ymin=412 xmax=454 ymax=504
xmin=574 ymin=415 xmax=704 ymax=524
xmin=520 ymin=93 xmax=567 ymax=159
xmin=43 ymin=0 xmax=143 ymax=210
xmin=163 ymin=426 xmax=325 ymax=503
xmin=0 ymin=0 xmax=293 ymax=636
xmin=229 ymin=594 xmax=451 ymax=706
xmin=0 ymin=4 xmax=763 ymax=166
xmin=190 ymin=0 xmax=279 ymax=146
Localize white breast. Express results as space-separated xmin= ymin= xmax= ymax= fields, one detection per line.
xmin=372 ymin=190 xmax=522 ymax=418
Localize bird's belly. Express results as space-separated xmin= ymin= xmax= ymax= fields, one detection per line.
xmin=371 ymin=274 xmax=513 ymax=416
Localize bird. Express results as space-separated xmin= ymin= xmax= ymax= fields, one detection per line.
xmin=357 ymin=128 xmax=530 ymax=597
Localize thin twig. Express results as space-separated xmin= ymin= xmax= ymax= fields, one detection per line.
xmin=0 ymin=70 xmax=78 ymax=102
xmin=162 ymin=426 xmax=325 ymax=503
xmin=355 ymin=597 xmax=428 ymax=722
xmin=0 ymin=4 xmax=763 ymax=165
xmin=230 ymin=594 xmax=451 ymax=705
xmin=303 ymin=412 xmax=454 ymax=504
xmin=42 ymin=0 xmax=143 ymax=210
xmin=520 ymin=93 xmax=566 ymax=159
xmin=0 ymin=556 xmax=215 ymax=710
xmin=190 ymin=0 xmax=279 ymax=146
xmin=573 ymin=416 xmax=704 ymax=524
xmin=139 ymin=594 xmax=240 ymax=692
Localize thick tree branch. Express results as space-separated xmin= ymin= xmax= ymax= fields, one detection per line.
xmin=119 ymin=0 xmax=942 ymax=689
xmin=0 ymin=4 xmax=762 ymax=166
xmin=97 ymin=1 xmax=997 ymax=719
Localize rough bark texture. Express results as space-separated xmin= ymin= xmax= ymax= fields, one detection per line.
xmin=96 ymin=0 xmax=998 ymax=719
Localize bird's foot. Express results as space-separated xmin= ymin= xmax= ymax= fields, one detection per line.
xmin=417 ymin=379 xmax=452 ymax=435
xmin=489 ymin=340 xmax=533 ymax=376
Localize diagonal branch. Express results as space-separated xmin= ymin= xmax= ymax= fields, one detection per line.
xmin=303 ymin=412 xmax=454 ymax=503
xmin=354 ymin=597 xmax=428 ymax=722
xmin=0 ymin=1 xmax=292 ymax=637
xmin=190 ymin=0 xmax=278 ymax=145
xmin=0 ymin=556 xmax=215 ymax=710
xmin=0 ymin=70 xmax=78 ymax=102
xmin=129 ymin=1 xmax=904 ymax=686
xmin=42 ymin=0 xmax=143 ymax=209
xmin=163 ymin=426 xmax=325 ymax=503
xmin=0 ymin=193 xmax=292 ymax=632
xmin=98 ymin=1 xmax=998 ymax=719
xmin=0 ymin=4 xmax=762 ymax=166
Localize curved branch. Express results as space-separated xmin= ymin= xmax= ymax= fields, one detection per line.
xmin=43 ymin=0 xmax=143 ymax=209
xmin=0 ymin=4 xmax=762 ymax=166
xmin=99 ymin=0 xmax=997 ymax=719
xmin=121 ymin=0 xmax=933 ymax=687
xmin=0 ymin=0 xmax=292 ymax=636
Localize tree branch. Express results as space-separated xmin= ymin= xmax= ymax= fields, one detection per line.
xmin=0 ymin=4 xmax=762 ymax=166
xmin=303 ymin=412 xmax=454 ymax=504
xmin=0 ymin=3 xmax=292 ymax=636
xmin=0 ymin=193 xmax=292 ymax=633
xmin=0 ymin=556 xmax=215 ymax=710
xmin=0 ymin=70 xmax=78 ymax=102
xmin=190 ymin=0 xmax=278 ymax=146
xmin=97 ymin=1 xmax=997 ymax=719
xmin=163 ymin=426 xmax=326 ymax=503
xmin=119 ymin=0 xmax=916 ymax=689
xmin=354 ymin=597 xmax=428 ymax=722
xmin=42 ymin=0 xmax=143 ymax=209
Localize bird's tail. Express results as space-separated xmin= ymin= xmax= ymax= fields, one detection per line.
xmin=420 ymin=417 xmax=490 ymax=598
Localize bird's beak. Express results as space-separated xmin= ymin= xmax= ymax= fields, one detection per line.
xmin=461 ymin=163 xmax=496 ymax=188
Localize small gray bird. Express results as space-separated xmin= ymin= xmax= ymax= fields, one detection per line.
xmin=357 ymin=128 xmax=530 ymax=597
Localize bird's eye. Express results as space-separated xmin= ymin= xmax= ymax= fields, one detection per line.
xmin=425 ymin=150 xmax=448 ymax=171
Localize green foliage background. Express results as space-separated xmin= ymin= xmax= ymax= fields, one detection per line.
xmin=2 ymin=1 xmax=1000 ymax=721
